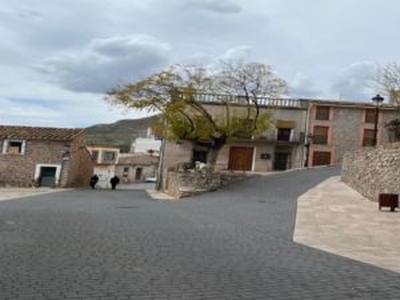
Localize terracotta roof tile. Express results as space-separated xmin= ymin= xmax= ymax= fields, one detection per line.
xmin=0 ymin=125 xmax=85 ymax=141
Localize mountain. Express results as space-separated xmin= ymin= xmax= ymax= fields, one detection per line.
xmin=85 ymin=116 xmax=159 ymax=152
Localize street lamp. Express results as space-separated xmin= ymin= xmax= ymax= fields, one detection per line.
xmin=371 ymin=94 xmax=384 ymax=146
xmin=304 ymin=134 xmax=313 ymax=168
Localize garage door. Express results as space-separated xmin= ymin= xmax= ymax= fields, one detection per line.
xmin=228 ymin=147 xmax=254 ymax=171
xmin=312 ymin=151 xmax=331 ymax=166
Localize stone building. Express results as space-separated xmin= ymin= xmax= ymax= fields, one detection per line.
xmin=116 ymin=153 xmax=158 ymax=183
xmin=160 ymin=94 xmax=400 ymax=176
xmin=0 ymin=125 xmax=93 ymax=187
xmin=306 ymin=100 xmax=399 ymax=167
xmin=162 ymin=94 xmax=309 ymax=172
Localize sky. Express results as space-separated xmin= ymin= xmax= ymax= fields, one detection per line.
xmin=0 ymin=0 xmax=399 ymax=128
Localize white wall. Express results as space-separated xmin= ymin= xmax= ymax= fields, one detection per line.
xmin=131 ymin=138 xmax=161 ymax=154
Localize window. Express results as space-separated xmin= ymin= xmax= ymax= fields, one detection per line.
xmin=91 ymin=150 xmax=99 ymax=162
xmin=365 ymin=109 xmax=376 ymax=124
xmin=102 ymin=151 xmax=116 ymax=163
xmin=315 ymin=106 xmax=330 ymax=120
xmin=362 ymin=129 xmax=375 ymax=147
xmin=123 ymin=166 xmax=129 ymax=177
xmin=277 ymin=128 xmax=292 ymax=141
xmin=3 ymin=140 xmax=26 ymax=154
xmin=313 ymin=126 xmax=329 ymax=144
xmin=192 ymin=150 xmax=208 ymax=163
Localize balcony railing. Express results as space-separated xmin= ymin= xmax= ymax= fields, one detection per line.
xmin=193 ymin=93 xmax=302 ymax=108
xmin=253 ymin=131 xmax=304 ymax=143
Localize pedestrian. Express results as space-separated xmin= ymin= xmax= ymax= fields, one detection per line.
xmin=89 ymin=174 xmax=99 ymax=189
xmin=110 ymin=175 xmax=120 ymax=190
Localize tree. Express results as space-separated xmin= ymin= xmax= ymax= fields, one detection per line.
xmin=385 ymin=119 xmax=400 ymax=142
xmin=375 ymin=62 xmax=400 ymax=105
xmin=107 ymin=60 xmax=288 ymax=169
xmin=374 ymin=62 xmax=400 ymax=142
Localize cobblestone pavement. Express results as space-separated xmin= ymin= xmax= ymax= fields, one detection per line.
xmin=295 ymin=176 xmax=400 ymax=273
xmin=1 ymin=167 xmax=400 ymax=299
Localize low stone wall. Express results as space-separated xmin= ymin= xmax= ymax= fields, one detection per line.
xmin=163 ymin=168 xmax=259 ymax=199
xmin=164 ymin=168 xmax=221 ymax=199
xmin=342 ymin=143 xmax=400 ymax=202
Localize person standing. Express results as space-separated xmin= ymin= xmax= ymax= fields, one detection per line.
xmin=110 ymin=175 xmax=120 ymax=190
xmin=89 ymin=174 xmax=99 ymax=189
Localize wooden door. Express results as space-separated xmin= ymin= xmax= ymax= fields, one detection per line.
xmin=312 ymin=151 xmax=331 ymax=166
xmin=228 ymin=147 xmax=254 ymax=171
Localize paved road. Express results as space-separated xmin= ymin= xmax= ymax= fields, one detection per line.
xmin=1 ymin=167 xmax=400 ymax=299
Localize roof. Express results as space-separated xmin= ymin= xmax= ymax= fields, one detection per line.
xmin=86 ymin=144 xmax=121 ymax=150
xmin=118 ymin=154 xmax=159 ymax=165
xmin=0 ymin=125 xmax=85 ymax=141
xmin=306 ymin=99 xmax=399 ymax=110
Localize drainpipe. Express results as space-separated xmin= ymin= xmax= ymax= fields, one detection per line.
xmin=303 ymin=100 xmax=311 ymax=168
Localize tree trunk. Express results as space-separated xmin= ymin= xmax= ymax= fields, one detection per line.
xmin=207 ymin=148 xmax=220 ymax=170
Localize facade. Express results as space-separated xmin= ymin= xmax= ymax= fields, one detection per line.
xmin=306 ymin=100 xmax=399 ymax=167
xmin=87 ymin=144 xmax=158 ymax=185
xmin=163 ymin=95 xmax=309 ymax=172
xmin=131 ymin=138 xmax=162 ymax=155
xmin=116 ymin=153 xmax=159 ymax=183
xmin=0 ymin=125 xmax=93 ymax=187
xmin=161 ymin=94 xmax=400 ymax=173
xmin=86 ymin=145 xmax=120 ymax=188
xmin=130 ymin=127 xmax=162 ymax=155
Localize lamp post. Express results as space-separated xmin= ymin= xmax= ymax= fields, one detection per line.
xmin=371 ymin=94 xmax=384 ymax=146
xmin=304 ymin=134 xmax=313 ymax=168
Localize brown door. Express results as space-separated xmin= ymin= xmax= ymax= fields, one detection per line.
xmin=312 ymin=151 xmax=331 ymax=166
xmin=228 ymin=147 xmax=254 ymax=171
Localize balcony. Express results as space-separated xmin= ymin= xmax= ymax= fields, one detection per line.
xmin=253 ymin=130 xmax=304 ymax=144
xmin=193 ymin=93 xmax=302 ymax=108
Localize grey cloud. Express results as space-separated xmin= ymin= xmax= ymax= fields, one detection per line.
xmin=34 ymin=35 xmax=171 ymax=93
xmin=183 ymin=0 xmax=242 ymax=14
xmin=330 ymin=62 xmax=376 ymax=101
xmin=290 ymin=72 xmax=323 ymax=98
xmin=16 ymin=7 xmax=43 ymax=20
xmin=220 ymin=46 xmax=252 ymax=61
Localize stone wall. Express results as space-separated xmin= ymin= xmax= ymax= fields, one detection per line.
xmin=342 ymin=143 xmax=400 ymax=202
xmin=62 ymin=135 xmax=94 ymax=187
xmin=164 ymin=168 xmax=221 ymax=199
xmin=162 ymin=167 xmax=259 ymax=199
xmin=0 ymin=140 xmax=65 ymax=187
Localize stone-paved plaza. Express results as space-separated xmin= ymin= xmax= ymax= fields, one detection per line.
xmin=1 ymin=167 xmax=400 ymax=299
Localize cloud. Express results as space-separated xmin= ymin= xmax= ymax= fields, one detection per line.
xmin=290 ymin=72 xmax=323 ymax=98
xmin=183 ymin=0 xmax=242 ymax=14
xmin=15 ymin=7 xmax=43 ymax=20
xmin=330 ymin=61 xmax=377 ymax=101
xmin=1 ymin=93 xmax=150 ymax=128
xmin=220 ymin=46 xmax=252 ymax=61
xmin=0 ymin=97 xmax=63 ymax=126
xmin=34 ymin=35 xmax=171 ymax=93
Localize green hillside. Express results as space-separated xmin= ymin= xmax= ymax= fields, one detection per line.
xmin=85 ymin=116 xmax=159 ymax=152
